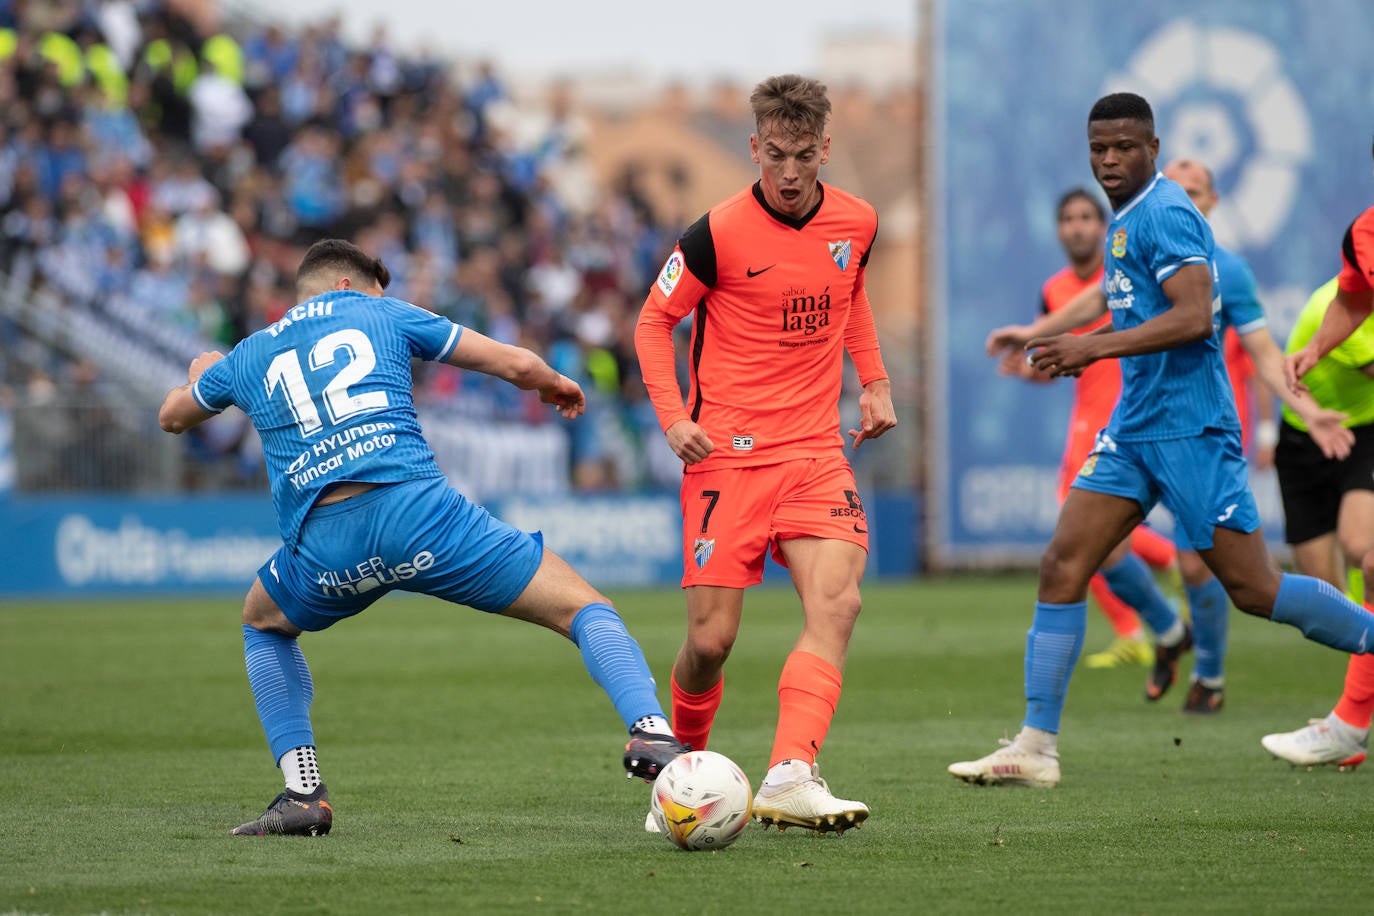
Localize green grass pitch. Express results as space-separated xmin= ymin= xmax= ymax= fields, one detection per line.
xmin=2 ymin=576 xmax=1370 ymax=914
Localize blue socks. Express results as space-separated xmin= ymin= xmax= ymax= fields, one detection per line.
xmin=1187 ymin=577 xmax=1230 ymax=682
xmin=1023 ymin=601 xmax=1087 ymax=733
xmin=243 ymin=625 xmax=315 ymax=763
xmin=1101 ymin=554 xmax=1179 ymax=637
xmin=569 ymin=603 xmax=667 ymax=731
xmin=1271 ymin=573 xmax=1374 ymax=654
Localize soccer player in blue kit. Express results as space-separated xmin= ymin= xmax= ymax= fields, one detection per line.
xmin=1157 ymin=158 xmax=1353 ymax=714
xmin=159 ymin=239 xmax=687 ymax=835
xmin=952 ymin=93 xmax=1374 ymax=787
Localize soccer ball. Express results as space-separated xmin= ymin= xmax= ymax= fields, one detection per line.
xmin=649 ymin=750 xmax=753 ymax=851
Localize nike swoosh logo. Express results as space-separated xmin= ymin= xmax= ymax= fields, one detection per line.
xmin=746 ymin=264 xmax=775 ymax=277
xmin=853 ymin=524 xmax=867 ymax=534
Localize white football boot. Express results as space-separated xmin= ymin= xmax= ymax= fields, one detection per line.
xmin=948 ymin=735 xmax=1061 ymax=788
xmin=751 ymin=760 xmax=868 ymax=834
xmin=1260 ymin=714 xmax=1368 ymax=770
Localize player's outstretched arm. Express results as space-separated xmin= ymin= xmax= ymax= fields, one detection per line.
xmin=158 ymin=351 xmax=224 ymax=434
xmin=1286 ymin=286 xmax=1374 ymax=393
xmin=444 ymin=328 xmax=585 ymax=419
xmin=1027 ymin=264 xmax=1212 ymax=377
xmin=1240 ymin=327 xmax=1353 ymax=460
xmin=986 ymin=286 xmax=1107 ymax=357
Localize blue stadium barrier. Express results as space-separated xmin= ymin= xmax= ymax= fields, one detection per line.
xmin=0 ymin=492 xmax=919 ymax=596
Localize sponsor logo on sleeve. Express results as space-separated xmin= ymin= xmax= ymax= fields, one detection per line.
xmin=656 ymin=251 xmax=685 ymax=298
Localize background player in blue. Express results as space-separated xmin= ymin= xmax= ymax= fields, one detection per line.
xmin=954 ymin=93 xmax=1374 ymax=788
xmin=159 ymin=239 xmax=687 ymax=835
xmin=1159 ymin=158 xmax=1353 ymax=714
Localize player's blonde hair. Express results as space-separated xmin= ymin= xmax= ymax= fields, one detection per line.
xmin=750 ymin=74 xmax=830 ymax=143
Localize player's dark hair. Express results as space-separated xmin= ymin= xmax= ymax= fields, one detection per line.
xmin=1057 ymin=188 xmax=1105 ymax=223
xmin=750 ymin=74 xmax=831 ymax=143
xmin=296 ymin=239 xmax=391 ymax=295
xmin=1088 ymin=92 xmax=1154 ymax=133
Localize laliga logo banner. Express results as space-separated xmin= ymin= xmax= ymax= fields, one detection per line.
xmin=932 ymin=0 xmax=1373 ymax=565
xmin=1101 ymin=20 xmax=1312 ymax=252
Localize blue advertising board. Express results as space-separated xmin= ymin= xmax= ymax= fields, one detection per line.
xmin=0 ymin=492 xmax=917 ymax=596
xmin=931 ymin=0 xmax=1374 ymax=564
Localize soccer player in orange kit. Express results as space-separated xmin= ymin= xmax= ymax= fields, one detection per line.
xmin=634 ymin=74 xmax=896 ymax=833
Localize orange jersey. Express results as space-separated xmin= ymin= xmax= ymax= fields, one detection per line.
xmin=1223 ymin=326 xmax=1257 ymax=446
xmin=1338 ymin=205 xmax=1374 ymax=294
xmin=1041 ymin=264 xmax=1118 ymax=433
xmin=635 ymin=182 xmax=887 ymax=470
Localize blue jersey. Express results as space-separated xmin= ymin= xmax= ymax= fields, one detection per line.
xmin=1214 ymin=244 xmax=1265 ymax=337
xmin=193 ymin=291 xmax=462 ymax=547
xmin=1102 ymin=172 xmax=1238 ymax=441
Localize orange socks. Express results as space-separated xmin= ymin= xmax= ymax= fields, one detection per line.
xmin=670 ymin=671 xmax=723 ymax=752
xmin=1089 ymin=573 xmax=1144 ymax=639
xmin=769 ymin=650 xmax=843 ymax=768
xmin=1085 ymin=527 xmax=1175 ymax=639
xmin=1130 ymin=525 xmax=1177 ymax=570
xmin=1332 ymin=604 xmax=1374 ymax=730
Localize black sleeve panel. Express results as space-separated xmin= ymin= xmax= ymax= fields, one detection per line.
xmin=678 ymin=212 xmax=717 ymax=289
xmin=859 ymin=215 xmax=878 ymax=269
xmin=1344 ymin=220 xmax=1361 ymax=274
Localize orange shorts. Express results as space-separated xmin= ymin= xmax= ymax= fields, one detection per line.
xmin=679 ymin=455 xmax=868 ymax=589
xmin=1057 ymin=420 xmax=1103 ymax=501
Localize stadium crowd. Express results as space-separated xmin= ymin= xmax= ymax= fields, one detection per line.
xmin=0 ymin=0 xmax=688 ymax=493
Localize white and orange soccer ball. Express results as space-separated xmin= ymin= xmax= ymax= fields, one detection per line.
xmin=649 ymin=750 xmax=753 ymax=851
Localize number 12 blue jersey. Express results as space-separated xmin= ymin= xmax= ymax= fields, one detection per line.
xmin=193 ymin=291 xmax=462 ymax=547
xmin=1102 ymin=172 xmax=1239 ymax=442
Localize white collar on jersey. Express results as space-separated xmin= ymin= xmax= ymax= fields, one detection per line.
xmin=1113 ymin=171 xmax=1164 ymax=221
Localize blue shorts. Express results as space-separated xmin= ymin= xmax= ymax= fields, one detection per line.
xmin=258 ymin=478 xmax=544 ymax=632
xmin=1071 ymin=427 xmax=1259 ymax=551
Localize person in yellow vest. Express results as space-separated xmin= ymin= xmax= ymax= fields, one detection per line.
xmin=75 ymin=27 xmax=128 ymax=106
xmin=38 ymin=31 xmax=84 ymax=87
xmin=201 ymin=32 xmax=243 ymax=85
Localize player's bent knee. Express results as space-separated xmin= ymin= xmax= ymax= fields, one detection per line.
xmin=241 ymin=602 xmax=299 ymax=635
xmin=1038 ymin=546 xmax=1092 ymax=601
xmin=1221 ymin=578 xmax=1278 ymax=618
xmin=1340 ymin=536 xmax=1374 ymax=573
xmin=686 ymin=631 xmax=736 ymax=668
xmin=1177 ymin=551 xmax=1210 ymax=586
xmin=241 ymin=581 xmax=301 ymax=635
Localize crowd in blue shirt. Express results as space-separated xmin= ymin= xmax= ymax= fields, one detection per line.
xmin=0 ymin=0 xmax=684 ymax=493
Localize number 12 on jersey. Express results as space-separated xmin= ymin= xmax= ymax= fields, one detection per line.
xmin=264 ymin=329 xmax=387 ymax=436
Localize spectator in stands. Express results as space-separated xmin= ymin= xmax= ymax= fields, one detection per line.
xmin=0 ymin=2 xmax=690 ymax=495
xmin=174 ymin=186 xmax=249 ymax=278
xmin=279 ymin=124 xmax=345 ymax=234
xmin=187 ymin=55 xmax=252 ymax=153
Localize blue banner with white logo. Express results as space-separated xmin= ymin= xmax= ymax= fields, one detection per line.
xmin=931 ymin=0 xmax=1374 ymax=563
xmin=0 ymin=492 xmax=917 ymax=596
